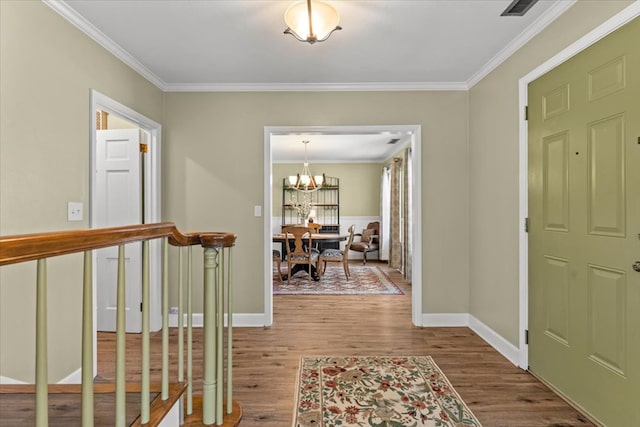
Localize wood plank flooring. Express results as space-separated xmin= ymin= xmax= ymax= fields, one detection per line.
xmin=228 ymin=263 xmax=594 ymax=427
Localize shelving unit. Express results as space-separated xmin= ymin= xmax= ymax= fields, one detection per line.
xmin=282 ymin=176 xmax=340 ymax=249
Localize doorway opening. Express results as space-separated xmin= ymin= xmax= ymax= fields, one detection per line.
xmin=89 ymin=90 xmax=163 ymax=334
xmin=263 ymin=125 xmax=423 ymax=327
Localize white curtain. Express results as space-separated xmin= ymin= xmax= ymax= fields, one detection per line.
xmin=380 ymin=166 xmax=391 ymax=261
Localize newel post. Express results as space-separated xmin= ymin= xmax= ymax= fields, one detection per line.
xmin=200 ymin=232 xmax=236 ymax=425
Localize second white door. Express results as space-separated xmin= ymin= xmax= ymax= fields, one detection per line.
xmin=95 ymin=128 xmax=143 ymax=333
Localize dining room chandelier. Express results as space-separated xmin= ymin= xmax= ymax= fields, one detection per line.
xmin=288 ymin=140 xmax=325 ymax=193
xmin=283 ymin=0 xmax=342 ymax=44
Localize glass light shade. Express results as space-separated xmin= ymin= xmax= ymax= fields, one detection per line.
xmin=314 ymin=175 xmax=324 ymax=186
xmin=284 ymin=0 xmax=341 ymax=43
xmin=288 ymin=175 xmax=298 ymax=186
xmin=300 ymin=175 xmax=311 ymax=186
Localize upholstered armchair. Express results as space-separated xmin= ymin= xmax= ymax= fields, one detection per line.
xmin=349 ymin=221 xmax=380 ymax=264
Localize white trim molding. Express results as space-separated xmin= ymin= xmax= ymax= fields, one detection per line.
xmin=164 ymin=82 xmax=469 ymax=92
xmin=469 ymin=316 xmax=520 ymax=366
xmin=422 ymin=313 xmax=469 ymax=327
xmin=43 ymin=0 xmax=166 ymax=90
xmin=169 ymin=313 xmax=270 ymax=328
xmin=421 ymin=313 xmax=520 ymax=366
xmin=265 ymin=125 xmax=423 ymax=328
xmin=43 ymin=0 xmax=574 ymax=93
xmin=467 ymin=0 xmax=577 ymax=88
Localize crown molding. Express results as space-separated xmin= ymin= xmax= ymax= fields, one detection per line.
xmin=44 ymin=0 xmax=576 ymax=93
xmin=163 ymin=81 xmax=469 ymax=92
xmin=466 ymin=0 xmax=577 ymax=89
xmin=42 ymin=0 xmax=168 ymax=90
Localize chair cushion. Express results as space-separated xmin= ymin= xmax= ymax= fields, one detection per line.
xmin=288 ymin=253 xmax=318 ymax=262
xmin=361 ymin=228 xmax=374 ymax=243
xmin=350 ymin=242 xmax=369 ymax=252
xmin=320 ymin=248 xmax=343 ymax=260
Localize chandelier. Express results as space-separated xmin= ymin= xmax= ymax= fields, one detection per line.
xmin=288 ymin=140 xmax=324 ymax=193
xmin=284 ymin=0 xmax=342 ymax=44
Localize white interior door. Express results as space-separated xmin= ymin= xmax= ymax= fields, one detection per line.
xmin=95 ymin=129 xmax=143 ymax=333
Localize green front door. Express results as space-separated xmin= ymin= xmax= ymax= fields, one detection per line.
xmin=528 ymin=17 xmax=639 ymax=427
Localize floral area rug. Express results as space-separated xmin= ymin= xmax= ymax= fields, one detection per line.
xmin=294 ymin=356 xmax=482 ymax=427
xmin=274 ymin=264 xmax=403 ymax=295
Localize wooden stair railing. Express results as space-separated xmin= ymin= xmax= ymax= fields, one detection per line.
xmin=0 ymin=222 xmax=242 ymax=426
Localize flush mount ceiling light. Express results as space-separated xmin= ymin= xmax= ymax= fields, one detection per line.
xmin=288 ymin=140 xmax=325 ymax=192
xmin=284 ymin=0 xmax=342 ymax=44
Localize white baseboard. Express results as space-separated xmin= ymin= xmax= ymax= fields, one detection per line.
xmin=0 ymin=368 xmax=83 ymax=385
xmin=0 ymin=375 xmax=27 ymax=385
xmin=168 ymin=312 xmax=268 ymax=328
xmin=468 ymin=315 xmax=520 ymax=366
xmin=422 ymin=313 xmax=469 ymax=327
xmin=58 ymin=367 xmax=82 ymax=384
xmin=421 ymin=313 xmax=521 ymax=367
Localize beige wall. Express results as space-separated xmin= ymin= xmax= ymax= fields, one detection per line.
xmin=0 ymin=1 xmax=163 ymax=382
xmin=468 ymin=0 xmax=634 ymax=345
xmin=163 ymin=91 xmax=470 ymax=315
xmin=272 ymin=163 xmax=383 ymax=217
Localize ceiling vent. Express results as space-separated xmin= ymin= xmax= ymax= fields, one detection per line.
xmin=387 ymin=138 xmax=400 ymax=144
xmin=501 ymin=0 xmax=538 ymax=16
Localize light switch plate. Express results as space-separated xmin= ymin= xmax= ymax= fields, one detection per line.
xmin=254 ymin=205 xmax=262 ymax=217
xmin=68 ymin=202 xmax=83 ymax=221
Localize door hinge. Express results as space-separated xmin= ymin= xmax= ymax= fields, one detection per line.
xmin=525 ymin=217 xmax=529 ymax=233
xmin=139 ymin=143 xmax=148 ymax=153
xmin=525 ymin=329 xmax=529 ymax=345
xmin=140 ymin=302 xmax=143 ymax=312
xmin=525 ymin=105 xmax=529 ymax=121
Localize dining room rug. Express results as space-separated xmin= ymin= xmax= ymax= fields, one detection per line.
xmin=273 ymin=264 xmax=403 ymax=295
xmin=293 ymin=355 xmax=482 ymax=427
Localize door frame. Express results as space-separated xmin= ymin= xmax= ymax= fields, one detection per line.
xmin=517 ymin=3 xmax=640 ymax=369
xmin=263 ymin=124 xmax=423 ymax=326
xmin=89 ymin=90 xmax=163 ymax=335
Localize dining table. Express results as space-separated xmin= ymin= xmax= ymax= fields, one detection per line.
xmin=272 ymin=232 xmax=349 ymax=280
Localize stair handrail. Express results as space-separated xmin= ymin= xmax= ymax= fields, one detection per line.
xmin=0 ymin=222 xmax=213 ymax=265
xmin=0 ymin=222 xmax=239 ymax=426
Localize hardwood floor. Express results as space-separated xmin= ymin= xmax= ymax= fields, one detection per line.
xmin=224 ymin=263 xmax=595 ymax=427
xmin=2 ymin=262 xmax=593 ymax=426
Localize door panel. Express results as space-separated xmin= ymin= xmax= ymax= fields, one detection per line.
xmin=587 ymin=114 xmax=625 ymax=236
xmin=528 ymin=17 xmax=639 ymax=427
xmin=95 ymin=129 xmax=142 ymax=333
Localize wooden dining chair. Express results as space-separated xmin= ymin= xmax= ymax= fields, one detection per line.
xmin=307 ymin=222 xmax=322 ymax=252
xmin=318 ymin=225 xmax=355 ymax=280
xmin=283 ymin=225 xmax=318 ymax=285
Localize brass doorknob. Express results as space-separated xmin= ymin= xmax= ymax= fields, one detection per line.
xmin=634 ymin=261 xmax=640 ymax=272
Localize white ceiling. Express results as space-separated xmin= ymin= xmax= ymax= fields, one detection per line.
xmin=47 ymin=0 xmax=575 ymax=161
xmin=271 ymin=131 xmax=411 ymax=163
